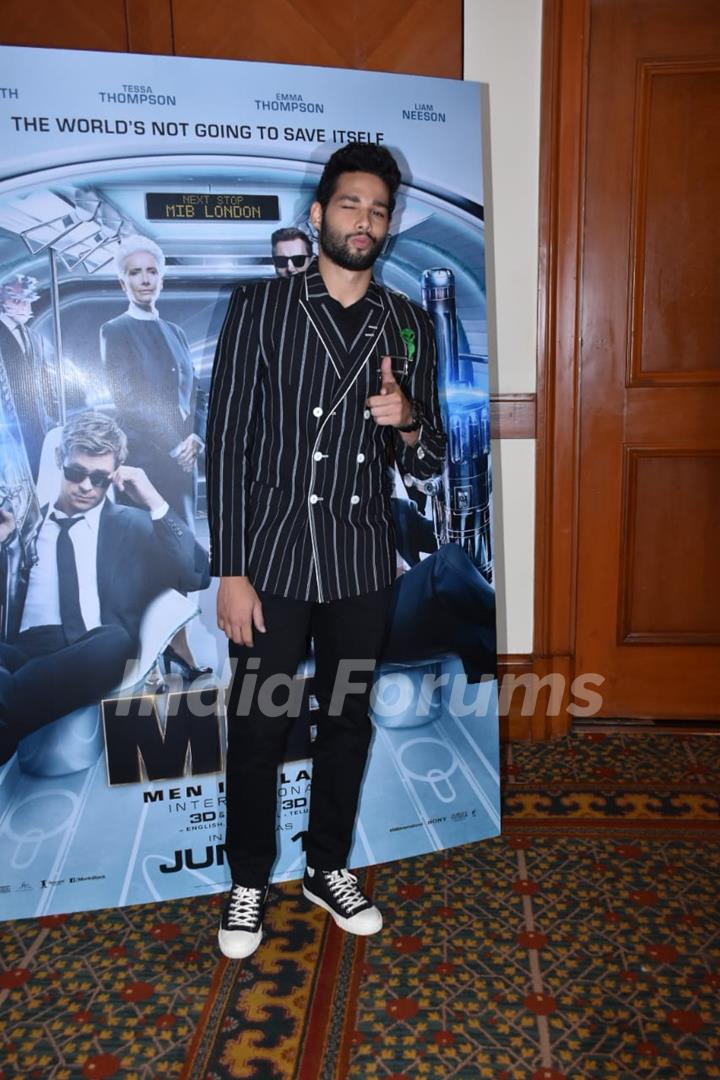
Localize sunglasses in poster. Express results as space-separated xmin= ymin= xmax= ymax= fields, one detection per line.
xmin=272 ymin=254 xmax=311 ymax=270
xmin=62 ymin=464 xmax=113 ymax=489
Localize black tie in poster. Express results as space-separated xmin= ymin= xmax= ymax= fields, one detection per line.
xmin=18 ymin=322 xmax=31 ymax=357
xmin=50 ymin=513 xmax=87 ymax=643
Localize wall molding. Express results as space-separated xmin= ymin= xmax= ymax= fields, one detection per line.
xmin=490 ymin=393 xmax=536 ymax=440
xmin=532 ymin=0 xmax=592 ymax=738
xmin=497 ymin=653 xmax=574 ymax=741
xmin=497 ymin=653 xmax=532 ymax=740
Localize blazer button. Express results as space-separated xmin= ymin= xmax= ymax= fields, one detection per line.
xmin=313 ymin=451 xmax=324 ymax=461
xmin=356 ymin=453 xmax=365 ymax=462
xmin=309 ymin=494 xmax=319 ymax=504
xmin=363 ymin=409 xmax=370 ymax=420
xmin=313 ymin=406 xmax=323 ymax=417
xmin=350 ymin=495 xmax=360 ymax=505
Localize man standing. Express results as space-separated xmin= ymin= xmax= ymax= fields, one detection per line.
xmin=0 ymin=274 xmax=58 ymax=479
xmin=206 ymin=143 xmax=446 ymax=959
xmin=270 ymin=227 xmax=313 ymax=278
xmin=0 ymin=411 xmax=209 ymax=765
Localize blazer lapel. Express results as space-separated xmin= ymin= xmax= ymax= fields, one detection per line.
xmin=300 ymin=261 xmax=390 ymax=399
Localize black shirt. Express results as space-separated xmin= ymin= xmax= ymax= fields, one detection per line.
xmin=324 ymin=294 xmax=371 ymax=348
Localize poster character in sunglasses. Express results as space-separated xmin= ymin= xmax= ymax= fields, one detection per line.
xmin=271 ymin=227 xmax=313 ymax=278
xmin=0 ymin=411 xmax=209 ymax=766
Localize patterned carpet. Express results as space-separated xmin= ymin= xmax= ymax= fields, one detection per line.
xmin=346 ymin=733 xmax=720 ymax=1080
xmin=0 ymin=893 xmax=222 ymax=1078
xmin=349 ymin=833 xmax=720 ymax=1078
xmin=181 ymin=885 xmax=366 ymax=1080
xmin=1 ymin=733 xmax=718 ymax=1079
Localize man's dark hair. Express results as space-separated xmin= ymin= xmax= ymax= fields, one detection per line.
xmin=271 ymin=227 xmax=312 ymax=254
xmin=314 ymin=143 xmax=402 ymax=216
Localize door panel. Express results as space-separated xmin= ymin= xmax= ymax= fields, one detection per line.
xmin=619 ymin=450 xmax=720 ymax=643
xmin=575 ymin=0 xmax=720 ymax=717
xmin=630 ymin=62 xmax=720 ymax=382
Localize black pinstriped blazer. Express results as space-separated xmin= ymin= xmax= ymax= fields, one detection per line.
xmin=206 ymin=260 xmax=446 ymax=602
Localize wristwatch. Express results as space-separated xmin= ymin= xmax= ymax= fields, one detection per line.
xmin=396 ymin=400 xmax=422 ymax=433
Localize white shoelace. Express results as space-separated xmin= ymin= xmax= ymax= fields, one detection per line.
xmin=324 ymin=869 xmax=367 ymax=914
xmin=226 ymin=886 xmax=264 ymax=928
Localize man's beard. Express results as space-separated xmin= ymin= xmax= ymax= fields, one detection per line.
xmin=319 ymin=218 xmax=383 ymax=271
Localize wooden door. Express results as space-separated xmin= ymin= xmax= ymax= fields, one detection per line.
xmin=574 ymin=0 xmax=720 ymax=717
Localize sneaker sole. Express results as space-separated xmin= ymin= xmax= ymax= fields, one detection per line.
xmin=302 ymin=884 xmax=382 ymax=935
xmin=217 ymin=927 xmax=263 ymax=959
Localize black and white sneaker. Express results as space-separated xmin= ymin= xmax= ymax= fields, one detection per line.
xmin=303 ymin=867 xmax=382 ymax=935
xmin=218 ymin=884 xmax=268 ymax=959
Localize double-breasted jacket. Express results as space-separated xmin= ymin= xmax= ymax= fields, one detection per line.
xmin=206 ymin=260 xmax=446 ymax=602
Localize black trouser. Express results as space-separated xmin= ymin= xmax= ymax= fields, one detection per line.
xmin=224 ymin=586 xmax=393 ymax=887
xmin=0 ymin=624 xmax=134 ymax=765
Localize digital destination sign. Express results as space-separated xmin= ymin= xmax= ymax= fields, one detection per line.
xmin=146 ymin=192 xmax=280 ymax=221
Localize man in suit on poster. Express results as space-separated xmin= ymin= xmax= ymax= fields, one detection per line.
xmin=0 ymin=410 xmax=210 ymax=766
xmin=206 ymin=142 xmax=447 ymax=959
xmin=270 ymin=227 xmax=313 ymax=278
xmin=0 ymin=274 xmax=58 ymax=480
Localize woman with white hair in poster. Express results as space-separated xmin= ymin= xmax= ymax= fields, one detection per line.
xmin=100 ymin=234 xmax=210 ymax=681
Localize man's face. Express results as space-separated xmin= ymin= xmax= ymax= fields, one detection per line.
xmin=311 ymin=171 xmax=391 ymax=272
xmin=273 ymin=238 xmax=312 ymax=278
xmin=1 ymin=288 xmax=33 ymax=325
xmin=55 ymin=450 xmax=116 ymax=516
xmin=120 ymin=251 xmax=163 ymax=307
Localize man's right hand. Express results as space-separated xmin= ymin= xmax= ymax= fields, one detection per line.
xmin=0 ymin=507 xmax=16 ymax=544
xmin=113 ymin=465 xmax=165 ymax=513
xmin=217 ymin=576 xmax=266 ymax=647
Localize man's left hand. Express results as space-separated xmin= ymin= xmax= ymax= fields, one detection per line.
xmin=113 ymin=465 xmax=165 ymax=512
xmin=366 ymin=355 xmax=413 ymax=428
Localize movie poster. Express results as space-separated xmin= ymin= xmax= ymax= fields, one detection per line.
xmin=0 ymin=47 xmax=498 ymax=920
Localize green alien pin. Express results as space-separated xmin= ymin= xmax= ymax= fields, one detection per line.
xmin=400 ymin=327 xmax=416 ymax=363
